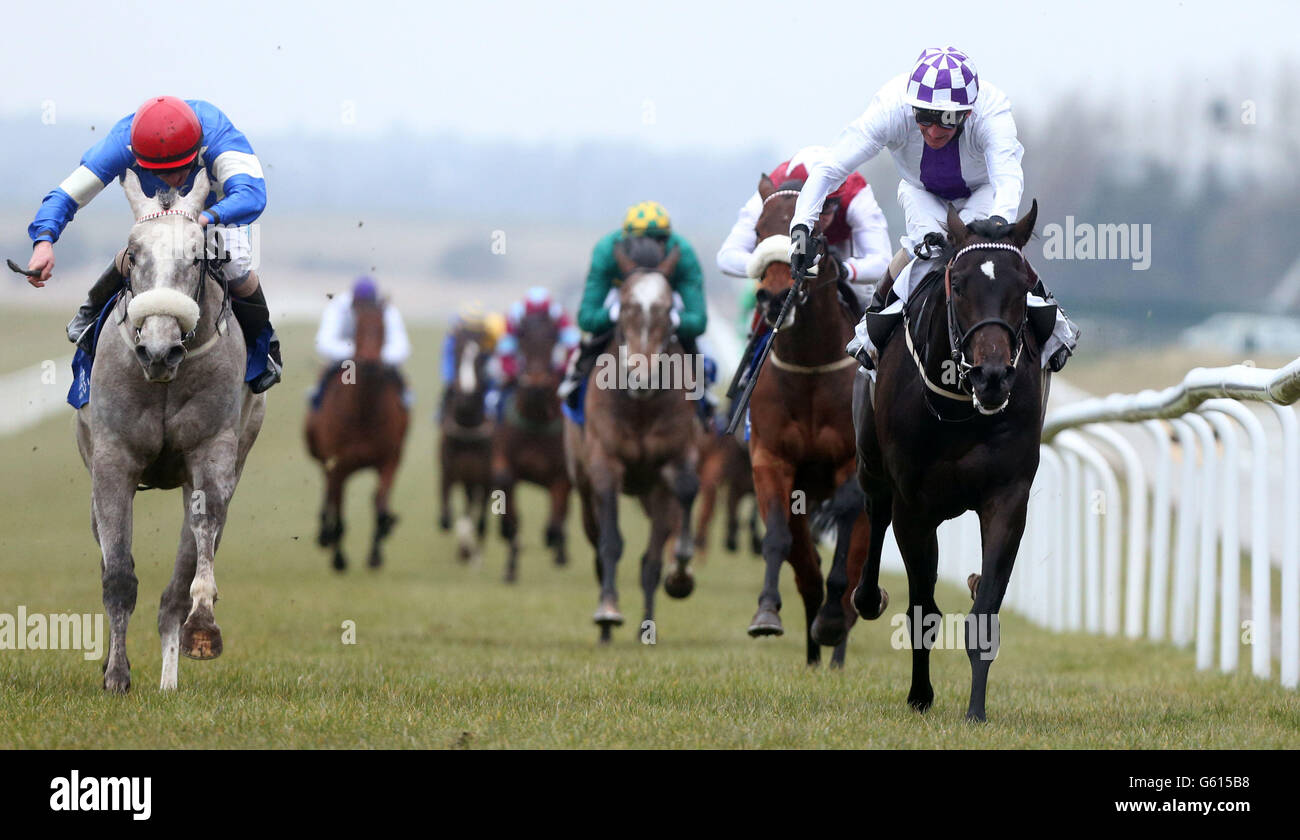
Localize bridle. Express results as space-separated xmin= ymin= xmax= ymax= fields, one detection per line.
xmin=119 ymin=209 xmax=231 ymax=354
xmin=942 ymin=241 xmax=1027 ymax=395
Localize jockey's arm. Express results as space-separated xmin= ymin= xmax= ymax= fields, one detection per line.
xmin=194 ymin=103 xmax=267 ymax=226
xmin=841 ymin=184 xmax=892 ymax=283
xmin=315 ymin=297 xmax=354 ymax=361
xmin=716 ymin=192 xmax=762 ymax=278
xmin=577 ymin=233 xmax=620 ymax=334
xmin=669 ymin=236 xmax=708 ymax=339
xmin=790 ymin=83 xmax=900 ymax=236
xmin=25 ymin=115 xmax=136 ymax=283
xmin=971 ymin=86 xmax=1025 ymax=222
xmin=381 ymin=305 xmax=412 ymax=366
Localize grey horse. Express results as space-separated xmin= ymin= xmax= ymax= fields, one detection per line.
xmin=75 ymin=168 xmax=265 ymax=692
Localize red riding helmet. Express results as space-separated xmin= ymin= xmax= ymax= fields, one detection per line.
xmin=130 ymin=96 xmax=203 ymax=170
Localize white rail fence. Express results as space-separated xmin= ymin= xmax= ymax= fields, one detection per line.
xmin=874 ymin=358 xmax=1300 ymax=688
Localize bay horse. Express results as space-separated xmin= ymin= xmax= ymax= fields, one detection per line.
xmin=305 ymin=296 xmax=409 ymax=571
xmin=744 ymin=175 xmax=875 ymax=667
xmin=491 ymin=308 xmax=572 ymax=582
xmin=852 ymin=202 xmax=1047 ymax=721
xmin=438 ymin=325 xmax=495 ymax=562
xmin=563 ymin=237 xmax=701 ymax=643
xmin=75 ymin=169 xmax=264 ymax=692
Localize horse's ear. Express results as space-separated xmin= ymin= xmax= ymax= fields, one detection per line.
xmin=614 ymin=239 xmax=637 ymax=278
xmin=179 ymin=169 xmax=210 ymax=219
xmin=945 ymin=203 xmax=967 ymax=245
xmin=657 ymin=244 xmax=681 ymax=278
xmin=758 ymin=174 xmax=776 ymax=201
xmin=1011 ymin=199 xmax=1038 ymax=249
xmin=121 ymin=169 xmax=155 ymax=219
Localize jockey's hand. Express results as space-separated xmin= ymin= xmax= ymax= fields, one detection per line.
xmin=27 ymin=241 xmax=54 ymax=287
xmin=670 ymin=309 xmax=681 ymax=330
xmin=198 ymin=212 xmax=212 ymax=228
xmin=607 ymin=302 xmax=620 ymax=324
xmin=789 ymin=224 xmax=814 ymax=278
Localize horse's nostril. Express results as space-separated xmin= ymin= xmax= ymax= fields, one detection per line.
xmin=135 ymin=345 xmax=150 ymax=363
xmin=165 ymin=345 xmax=185 ymax=367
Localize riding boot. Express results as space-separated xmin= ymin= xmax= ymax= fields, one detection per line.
xmin=855 ymin=264 xmax=905 ymax=371
xmin=230 ymin=286 xmax=283 ymax=394
xmin=68 ymin=260 xmax=127 ymax=354
xmin=1027 ymin=274 xmax=1080 ymax=373
xmin=558 ymin=330 xmax=612 ymax=410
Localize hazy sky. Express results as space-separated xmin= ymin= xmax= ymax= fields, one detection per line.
xmin=1 ymin=0 xmax=1293 ymax=153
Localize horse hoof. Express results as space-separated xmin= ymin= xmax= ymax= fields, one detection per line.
xmin=367 ymin=551 xmax=383 ymax=569
xmin=103 ymin=671 xmax=131 ymax=694
xmin=852 ymin=585 xmax=889 ymax=620
xmin=438 ymin=513 xmax=451 ymax=532
xmin=553 ymin=551 xmax=567 ymax=568
xmin=967 ymin=574 xmax=981 ymax=600
xmin=504 ymin=565 xmax=518 ymax=584
xmin=180 ymin=624 xmax=223 ymax=660
xmin=748 ymin=608 xmax=784 ymax=637
xmin=663 ymin=568 xmax=695 ymax=599
xmin=965 ymin=709 xmax=987 ymax=723
xmin=332 ymin=551 xmax=347 ymax=572
xmin=811 ymin=611 xmax=847 ymax=647
xmin=593 ymin=603 xmax=624 ymax=628
xmin=724 ymin=535 xmax=738 ymax=553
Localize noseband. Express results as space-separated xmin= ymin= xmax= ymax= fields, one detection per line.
xmin=120 ymin=210 xmax=231 ymax=355
xmin=943 ymin=241 xmax=1027 ymax=393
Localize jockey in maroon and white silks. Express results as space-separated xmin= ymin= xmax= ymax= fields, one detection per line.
xmin=790 ymin=48 xmax=1079 ymax=371
xmin=717 ymin=145 xmax=891 ymax=309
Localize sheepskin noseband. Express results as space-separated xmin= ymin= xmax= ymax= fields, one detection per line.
xmin=127 ymin=287 xmax=201 ymax=334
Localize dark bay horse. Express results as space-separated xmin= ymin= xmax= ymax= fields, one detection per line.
xmin=853 ymin=202 xmax=1047 ymax=721
xmin=306 ymin=297 xmax=409 ymax=570
xmin=438 ymin=324 xmax=495 ymax=563
xmin=744 ymin=175 xmax=875 ymax=667
xmin=564 ymin=238 xmax=701 ymax=643
xmin=491 ymin=309 xmax=572 ymax=582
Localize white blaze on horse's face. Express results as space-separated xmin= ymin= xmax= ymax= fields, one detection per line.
xmin=622 ymin=272 xmax=673 ymax=362
xmin=121 ymin=169 xmax=210 ymax=382
xmin=458 ymin=340 xmax=480 ymax=393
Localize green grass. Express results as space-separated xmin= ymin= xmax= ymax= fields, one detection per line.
xmin=1 ymin=315 xmax=1298 ymax=748
xmin=0 ymin=304 xmax=75 ymax=375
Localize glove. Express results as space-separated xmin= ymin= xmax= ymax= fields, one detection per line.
xmin=670 ymin=309 xmax=680 ymax=330
xmin=790 ymin=224 xmax=814 ymax=278
xmin=607 ymin=302 xmax=620 ymax=324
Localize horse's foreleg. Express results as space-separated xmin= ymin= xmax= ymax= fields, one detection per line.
xmin=661 ymin=458 xmax=699 ymax=599
xmin=966 ymin=488 xmax=1031 ymax=722
xmin=180 ymin=433 xmax=238 ymax=661
xmin=159 ymin=486 xmax=199 ymax=690
xmin=590 ymin=452 xmax=625 ymax=636
xmin=693 ymin=451 xmax=722 ymax=558
xmin=788 ymin=515 xmax=824 ymax=666
xmin=812 ymin=476 xmax=867 ymax=651
xmin=368 ymin=459 xmax=399 ymax=569
xmin=437 ymin=448 xmax=452 ymax=531
xmin=499 ymin=478 xmax=520 ymax=583
xmin=323 ymin=466 xmax=348 ymax=571
xmin=547 ymin=477 xmax=570 ymax=567
xmin=852 ymin=491 xmax=893 ymax=621
xmin=91 ymin=458 xmax=138 ymax=693
xmin=748 ymin=454 xmax=795 ymax=637
xmin=639 ymin=486 xmax=675 ymax=628
xmin=891 ymin=506 xmax=941 ymax=713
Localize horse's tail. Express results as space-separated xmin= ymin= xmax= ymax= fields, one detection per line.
xmin=810 ymin=475 xmax=867 ymax=542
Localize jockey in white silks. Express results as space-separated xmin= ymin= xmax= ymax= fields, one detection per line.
xmin=789 ymin=47 xmax=1079 ymax=372
xmin=717 ymin=145 xmax=892 ymax=311
xmin=313 ymin=276 xmax=414 ymax=407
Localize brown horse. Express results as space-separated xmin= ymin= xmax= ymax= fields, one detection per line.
xmin=491 ymin=309 xmax=572 ymax=582
xmin=743 ymin=175 xmax=875 ymax=666
xmin=693 ymin=426 xmax=762 ymax=559
xmin=438 ymin=324 xmax=495 ymax=563
xmin=564 ymin=237 xmax=701 ymax=643
xmin=305 ymin=297 xmax=409 ymax=571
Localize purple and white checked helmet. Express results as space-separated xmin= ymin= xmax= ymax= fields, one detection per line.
xmin=905 ymin=47 xmax=979 ymax=111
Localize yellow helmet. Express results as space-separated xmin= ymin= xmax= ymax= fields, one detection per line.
xmin=622 ymin=201 xmax=671 ymax=237
xmin=484 ymin=312 xmax=507 ymax=345
xmin=456 ymin=301 xmax=489 ymax=330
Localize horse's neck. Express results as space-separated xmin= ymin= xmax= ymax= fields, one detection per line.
xmin=774 ymin=276 xmax=852 ymax=364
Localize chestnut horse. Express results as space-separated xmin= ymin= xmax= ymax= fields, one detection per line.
xmin=852 ymin=203 xmax=1048 ymax=721
xmin=744 ymin=176 xmax=875 ymax=667
xmin=306 ymin=297 xmax=409 ymax=571
xmin=491 ymin=309 xmax=571 ymax=582
xmin=693 ymin=426 xmax=761 ymax=558
xmin=438 ymin=324 xmax=495 ymax=563
xmin=564 ymin=237 xmax=700 ymax=643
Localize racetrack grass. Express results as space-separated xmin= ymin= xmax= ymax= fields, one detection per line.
xmin=1 ymin=316 xmax=1298 ymax=748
